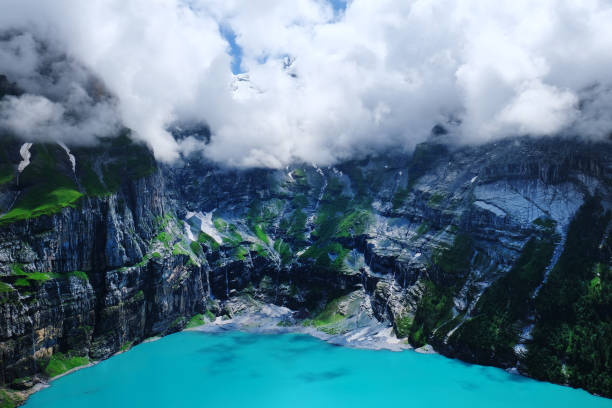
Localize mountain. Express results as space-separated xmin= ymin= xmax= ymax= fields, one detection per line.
xmin=0 ymin=131 xmax=611 ymax=405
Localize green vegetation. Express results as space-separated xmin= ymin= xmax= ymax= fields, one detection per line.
xmin=525 ymin=197 xmax=612 ymax=396
xmin=120 ymin=342 xmax=132 ymax=352
xmin=301 ymin=241 xmax=349 ymax=272
xmin=299 ymin=178 xmax=372 ymax=273
xmin=79 ymin=162 xmax=108 ymax=196
xmin=151 ymin=252 xmax=162 ymax=258
xmin=427 ymin=192 xmax=445 ymax=207
xmin=0 ymin=164 xmax=14 ymax=186
xmin=172 ymin=243 xmax=189 ymax=256
xmin=285 ymin=209 xmax=307 ymax=246
xmin=44 ymin=352 xmax=89 ymax=378
xmin=69 ymin=271 xmax=89 ymax=282
xmin=190 ymin=240 xmax=203 ymax=256
xmin=0 ymin=188 xmax=82 ymax=226
xmin=253 ymin=224 xmax=269 ymax=244
xmin=78 ymin=131 xmax=156 ymax=195
xmin=394 ymin=315 xmax=414 ymax=338
xmin=533 ymin=217 xmax=556 ymax=230
xmin=409 ymin=280 xmax=454 ymax=347
xmin=198 ymin=232 xmax=220 ymax=251
xmin=213 ymin=217 xmax=228 ymax=231
xmin=134 ymin=290 xmax=145 ymax=302
xmin=0 ymin=144 xmax=83 ymax=226
xmin=447 ymin=236 xmax=556 ymax=363
xmin=222 ymin=224 xmax=243 ymax=247
xmin=414 ymin=222 xmax=429 ymax=238
xmin=407 ymin=235 xmax=474 ymax=347
xmin=234 ymin=246 xmax=249 ymax=261
xmin=0 ymin=388 xmax=22 ymax=408
xmin=186 ymin=313 xmax=208 ymax=328
xmin=307 ymin=297 xmax=347 ymax=327
xmin=334 ymin=209 xmax=372 ymax=238
xmin=254 ymin=243 xmax=268 ymax=258
xmin=273 ymin=239 xmax=292 ymax=266
xmin=13 ymin=278 xmax=29 ymax=288
xmin=432 ymin=234 xmax=473 ymax=286
xmin=155 ymin=232 xmax=171 ymax=249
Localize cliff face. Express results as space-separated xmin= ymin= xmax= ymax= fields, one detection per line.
xmin=0 ymin=134 xmax=611 ymax=398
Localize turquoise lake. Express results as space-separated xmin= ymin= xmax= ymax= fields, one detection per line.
xmin=25 ymin=331 xmax=612 ymax=407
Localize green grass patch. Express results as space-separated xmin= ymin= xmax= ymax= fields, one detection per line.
xmin=44 ymin=352 xmax=89 ymax=378
xmin=0 ymin=144 xmax=83 ymax=226
xmin=334 ymin=209 xmax=372 ymax=238
xmin=172 ymin=243 xmax=189 ymax=256
xmin=198 ymin=232 xmax=220 ymax=251
xmin=155 ymin=232 xmax=172 ymax=249
xmin=68 ymin=271 xmax=89 ymax=282
xmin=0 ymin=282 xmax=13 ymax=293
xmin=190 ymin=240 xmax=204 ymax=256
xmin=254 ymin=243 xmax=268 ymax=258
xmin=13 ymin=278 xmax=29 ymax=288
xmin=0 ymin=188 xmax=82 ymax=226
xmin=311 ymin=297 xmax=347 ymax=327
xmin=213 ymin=217 xmax=228 ymax=231
xmin=234 ymin=246 xmax=249 ymax=261
xmin=185 ymin=314 xmax=206 ymax=328
xmin=253 ymin=224 xmax=270 ymax=244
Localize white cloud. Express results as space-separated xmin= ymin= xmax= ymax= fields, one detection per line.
xmin=0 ymin=0 xmax=611 ymax=167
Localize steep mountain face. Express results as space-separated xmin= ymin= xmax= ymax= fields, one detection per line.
xmin=0 ymin=133 xmax=611 ymax=403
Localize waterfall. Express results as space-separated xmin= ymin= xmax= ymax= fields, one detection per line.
xmin=384 ymin=264 xmax=397 ymax=321
xmin=55 ymin=280 xmax=66 ymax=316
xmin=225 ymin=266 xmax=229 ymax=298
xmin=305 ymin=167 xmax=328 ymax=238
xmin=27 ymin=314 xmax=36 ymax=370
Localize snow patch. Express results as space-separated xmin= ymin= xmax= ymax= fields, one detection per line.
xmin=58 ymin=142 xmax=76 ymax=173
xmin=17 ymin=142 xmax=33 ymax=172
xmin=183 ymin=219 xmax=196 ymax=241
xmin=474 ymin=200 xmax=507 ymax=217
xmin=185 ymin=211 xmax=223 ymax=244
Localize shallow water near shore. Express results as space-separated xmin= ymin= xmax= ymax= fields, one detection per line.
xmin=24 ymin=331 xmax=611 ymax=407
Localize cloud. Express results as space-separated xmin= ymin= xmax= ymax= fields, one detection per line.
xmin=0 ymin=0 xmax=611 ymax=167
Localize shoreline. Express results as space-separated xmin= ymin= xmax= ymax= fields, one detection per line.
xmin=11 ymin=305 xmax=610 ymax=405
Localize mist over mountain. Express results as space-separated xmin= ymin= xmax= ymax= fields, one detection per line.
xmin=1 ymin=0 xmax=611 ymax=167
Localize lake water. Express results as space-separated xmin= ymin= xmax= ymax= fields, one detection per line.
xmin=24 ymin=331 xmax=612 ymax=407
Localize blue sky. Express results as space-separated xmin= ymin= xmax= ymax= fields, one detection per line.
xmin=221 ymin=0 xmax=347 ymax=74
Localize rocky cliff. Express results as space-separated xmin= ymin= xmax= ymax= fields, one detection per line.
xmin=0 ymin=132 xmax=611 ymax=404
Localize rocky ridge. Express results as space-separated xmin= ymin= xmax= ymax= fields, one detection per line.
xmin=0 ymin=133 xmax=611 ymax=405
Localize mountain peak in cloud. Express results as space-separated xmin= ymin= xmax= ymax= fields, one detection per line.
xmin=0 ymin=0 xmax=611 ymax=167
